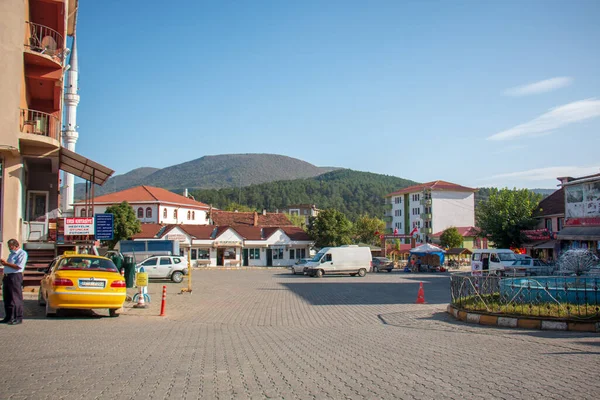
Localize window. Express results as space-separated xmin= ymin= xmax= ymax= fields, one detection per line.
xmin=191 ymin=249 xmax=197 ymax=259
xmin=187 ymin=210 xmax=191 ymax=220
xmin=395 ymin=197 xmax=401 ymax=204
xmin=159 ymin=257 xmax=171 ymax=265
xmin=163 ymin=208 xmax=167 ymax=218
xmin=141 ymin=258 xmax=157 ymax=266
xmin=173 ymin=258 xmax=182 ymax=264
xmin=192 ymin=211 xmax=195 ymax=220
xmin=290 ymin=209 xmax=300 ymax=216
xmin=558 ymin=218 xmax=564 ymax=231
xmin=303 ymin=209 xmax=308 ymax=215
xmin=272 ymin=248 xmax=284 ymax=259
xmin=298 ymin=248 xmax=306 ymax=258
xmin=137 ymin=207 xmax=143 ymax=218
xmin=146 ymin=207 xmax=152 ymax=218
xmin=545 ymin=218 xmax=552 ymax=231
xmin=197 ymin=249 xmax=210 ymax=260
xmin=412 ymin=194 xmax=420 ymax=202
xmin=289 ymin=249 xmax=295 ymax=259
xmin=395 ymin=209 xmax=401 ymax=217
xmin=224 ymin=248 xmax=236 ymax=259
xmin=249 ymin=248 xmax=260 ymax=259
xmin=173 ymin=209 xmax=178 ymax=219
xmin=472 ymin=253 xmax=481 ymax=261
xmin=80 ymin=209 xmax=86 ymax=217
xmin=395 ymin=222 xmax=402 ymax=229
xmin=324 ymin=254 xmax=332 ymax=262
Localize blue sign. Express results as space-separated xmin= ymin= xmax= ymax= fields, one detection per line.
xmin=95 ymin=213 xmax=114 ymax=240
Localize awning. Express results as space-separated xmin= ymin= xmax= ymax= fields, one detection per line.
xmin=533 ymin=240 xmax=558 ymax=249
xmin=557 ymin=227 xmax=600 ymax=241
xmin=59 ymin=147 xmax=114 ymax=186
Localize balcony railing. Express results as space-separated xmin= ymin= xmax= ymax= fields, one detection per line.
xmin=420 ymin=227 xmax=432 ymax=234
xmin=383 ymin=216 xmax=393 ymax=223
xmin=420 ymin=198 xmax=432 ymax=206
xmin=384 ymin=203 xmax=393 ymax=210
xmin=25 ymin=21 xmax=65 ymax=63
xmin=420 ymin=213 xmax=432 ymax=220
xmin=20 ymin=109 xmax=60 ymax=140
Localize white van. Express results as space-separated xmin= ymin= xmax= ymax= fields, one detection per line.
xmin=305 ymin=245 xmax=372 ymax=278
xmin=471 ymin=249 xmax=518 ymax=275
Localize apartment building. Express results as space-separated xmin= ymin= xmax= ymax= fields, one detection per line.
xmin=384 ymin=180 xmax=476 ymax=243
xmin=0 ymin=1 xmax=113 ymax=263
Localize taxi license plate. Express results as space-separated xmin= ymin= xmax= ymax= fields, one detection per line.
xmin=79 ymin=279 xmax=105 ymax=288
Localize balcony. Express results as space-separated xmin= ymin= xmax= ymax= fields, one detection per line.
xmin=19 ymin=109 xmax=61 ymax=149
xmin=24 ymin=21 xmax=65 ymax=66
xmin=420 ymin=213 xmax=432 ymax=220
xmin=384 ymin=203 xmax=393 ymax=210
xmin=383 ymin=216 xmax=393 ymax=223
xmin=420 ymin=198 xmax=432 ymax=206
xmin=420 ymin=227 xmax=432 ymax=235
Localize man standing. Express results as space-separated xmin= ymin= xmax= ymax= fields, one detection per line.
xmin=1 ymin=239 xmax=28 ymax=325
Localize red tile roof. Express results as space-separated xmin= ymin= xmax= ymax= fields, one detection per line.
xmin=211 ymin=211 xmax=292 ymax=227
xmin=75 ymin=186 xmax=210 ymax=209
xmin=231 ymin=226 xmax=264 ymax=240
xmin=281 ymin=226 xmax=312 ymax=241
xmin=534 ymin=188 xmax=564 ymax=217
xmin=431 ymin=226 xmax=480 ymax=238
xmin=386 ymin=180 xmax=476 ymax=197
xmin=131 ymin=223 xmax=165 ymax=239
xmin=179 ymin=225 xmax=217 ymax=240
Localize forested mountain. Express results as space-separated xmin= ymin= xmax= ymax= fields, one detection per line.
xmin=475 ymin=187 xmax=554 ymax=206
xmin=190 ymin=169 xmax=418 ymax=221
xmin=74 ymin=154 xmax=338 ymax=200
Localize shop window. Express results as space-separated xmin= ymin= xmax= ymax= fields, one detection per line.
xmin=224 ymin=248 xmax=236 ymax=259
xmin=137 ymin=207 xmax=143 ymax=218
xmin=146 ymin=207 xmax=152 ymax=218
xmin=272 ymin=248 xmax=284 ymax=259
xmin=191 ymin=249 xmax=197 ymax=259
xmin=163 ymin=208 xmax=167 ymax=218
xmin=249 ymin=248 xmax=260 ymax=259
xmin=198 ymin=249 xmax=210 ymax=259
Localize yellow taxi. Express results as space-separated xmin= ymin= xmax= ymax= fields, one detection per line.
xmin=38 ymin=254 xmax=127 ymax=318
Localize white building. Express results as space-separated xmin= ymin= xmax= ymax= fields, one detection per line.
xmin=384 ymin=180 xmax=476 ymax=243
xmin=73 ymin=185 xmax=211 ymax=225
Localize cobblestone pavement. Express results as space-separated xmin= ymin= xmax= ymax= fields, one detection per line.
xmin=1 ymin=270 xmax=599 ymax=399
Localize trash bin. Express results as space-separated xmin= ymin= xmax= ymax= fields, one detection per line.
xmin=123 ymin=256 xmax=136 ymax=288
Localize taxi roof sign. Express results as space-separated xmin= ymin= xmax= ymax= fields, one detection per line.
xmin=63 ymin=251 xmax=77 ymax=256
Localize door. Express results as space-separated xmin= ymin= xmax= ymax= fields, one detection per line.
xmin=26 ymin=190 xmax=49 ymax=240
xmin=217 ymin=249 xmax=224 ymax=266
xmin=140 ymin=257 xmax=158 ymax=277
xmin=266 ymin=249 xmax=273 ymax=267
xmin=243 ymin=249 xmax=249 ymax=266
xmin=158 ymin=257 xmax=174 ymax=278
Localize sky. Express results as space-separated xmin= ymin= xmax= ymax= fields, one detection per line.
xmin=72 ymin=0 xmax=600 ymax=190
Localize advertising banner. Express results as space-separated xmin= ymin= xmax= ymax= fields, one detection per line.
xmin=64 ymin=218 xmax=94 ymax=235
xmin=565 ymin=180 xmax=600 ymax=225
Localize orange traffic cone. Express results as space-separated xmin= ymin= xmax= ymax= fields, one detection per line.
xmin=415 ymin=282 xmax=426 ymax=304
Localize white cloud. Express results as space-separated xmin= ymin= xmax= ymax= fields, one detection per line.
xmin=481 ymin=166 xmax=600 ymax=182
xmin=504 ymin=77 xmax=573 ymax=96
xmin=488 ymin=98 xmax=600 ymax=141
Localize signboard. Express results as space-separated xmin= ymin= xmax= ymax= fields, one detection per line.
xmin=565 ymin=180 xmax=600 ymax=225
xmin=166 ymin=234 xmax=187 ymax=242
xmin=63 ymin=251 xmax=77 ymax=256
xmin=94 ymin=213 xmax=114 ymax=240
xmin=136 ymin=272 xmax=149 ymax=287
xmin=64 ymin=218 xmax=94 ymax=235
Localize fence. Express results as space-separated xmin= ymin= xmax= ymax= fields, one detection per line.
xmin=450 ymin=272 xmax=600 ymax=320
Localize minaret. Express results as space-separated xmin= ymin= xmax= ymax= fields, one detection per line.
xmin=62 ymin=36 xmax=80 ymax=215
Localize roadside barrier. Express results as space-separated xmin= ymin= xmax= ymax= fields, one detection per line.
xmin=416 ymin=282 xmax=426 ymax=304
xmin=160 ymin=285 xmax=167 ymax=316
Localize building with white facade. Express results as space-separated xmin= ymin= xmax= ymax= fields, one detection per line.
xmin=73 ymin=185 xmax=210 ymax=225
xmin=384 ymin=180 xmax=476 ymax=243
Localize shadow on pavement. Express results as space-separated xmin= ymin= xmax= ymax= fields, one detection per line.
xmin=280 ymin=281 xmax=450 ymax=305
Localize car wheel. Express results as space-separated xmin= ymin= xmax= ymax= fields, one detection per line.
xmin=45 ymin=301 xmax=57 ymax=318
xmin=38 ymin=287 xmax=46 ymax=306
xmin=373 ymin=266 xmax=379 ymax=273
xmin=109 ymin=309 xmax=120 ymax=318
xmin=171 ymin=271 xmax=184 ymax=283
xmin=315 ymin=269 xmax=324 ymax=278
xmin=358 ymin=268 xmax=367 ymax=277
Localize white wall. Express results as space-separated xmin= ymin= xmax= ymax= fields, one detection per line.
xmin=431 ymin=191 xmax=475 ymax=233
xmin=408 ymin=192 xmax=423 ymax=239
xmin=266 ymin=230 xmax=293 ymax=266
xmin=158 ymin=205 xmax=208 ymax=225
xmin=390 ymin=196 xmax=406 ymax=234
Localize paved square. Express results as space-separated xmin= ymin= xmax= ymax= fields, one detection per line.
xmin=1 ymin=270 xmax=598 ymax=399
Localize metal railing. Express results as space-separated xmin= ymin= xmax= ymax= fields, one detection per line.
xmin=19 ymin=109 xmax=60 ymax=140
xmin=25 ymin=21 xmax=65 ymax=63
xmin=450 ymin=272 xmax=600 ymax=320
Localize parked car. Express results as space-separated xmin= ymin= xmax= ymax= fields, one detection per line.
xmin=504 ymin=258 xmax=553 ymax=276
xmin=136 ymin=255 xmax=188 ymax=283
xmin=372 ymin=257 xmax=394 ymax=273
xmin=290 ymin=258 xmax=312 ymax=275
xmin=38 ymin=254 xmax=127 ymax=318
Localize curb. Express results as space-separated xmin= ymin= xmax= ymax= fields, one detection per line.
xmin=192 ymin=267 xmax=290 ymax=271
xmin=446 ymin=304 xmax=600 ymax=333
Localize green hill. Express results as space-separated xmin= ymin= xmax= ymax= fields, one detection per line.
xmin=190 ymin=169 xmax=418 ymax=221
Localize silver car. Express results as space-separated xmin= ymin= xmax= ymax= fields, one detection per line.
xmin=137 ymin=255 xmax=188 ymax=283
xmin=290 ymin=258 xmax=312 ymax=275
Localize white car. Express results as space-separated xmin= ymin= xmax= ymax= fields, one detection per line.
xmin=290 ymin=258 xmax=312 ymax=275
xmin=504 ymin=258 xmax=553 ymax=276
xmin=137 ymin=255 xmax=188 ymax=283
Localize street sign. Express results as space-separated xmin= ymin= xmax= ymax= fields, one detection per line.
xmin=65 ymin=218 xmax=94 ymax=235
xmin=136 ymin=272 xmax=149 ymax=287
xmin=94 ymin=213 xmax=114 ymax=240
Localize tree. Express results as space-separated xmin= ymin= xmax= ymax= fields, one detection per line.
xmin=307 ymin=209 xmax=353 ymax=248
xmin=475 ymin=188 xmax=542 ymax=248
xmin=287 ymin=213 xmax=307 ymax=230
xmin=223 ymin=202 xmax=255 ymax=212
xmin=104 ymin=201 xmax=142 ymax=249
xmin=353 ymin=214 xmax=385 ymax=246
xmin=440 ymin=227 xmax=463 ymax=249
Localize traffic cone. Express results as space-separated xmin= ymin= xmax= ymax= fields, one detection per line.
xmin=415 ymin=282 xmax=426 ymax=304
xmin=133 ymin=287 xmax=147 ymax=309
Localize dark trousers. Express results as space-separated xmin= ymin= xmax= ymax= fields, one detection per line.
xmin=2 ymin=273 xmax=24 ymax=321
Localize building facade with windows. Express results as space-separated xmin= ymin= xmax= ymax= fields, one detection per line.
xmin=282 ymin=204 xmax=319 ymax=227
xmin=72 ymin=186 xmax=211 ymax=225
xmin=384 ymin=181 xmax=476 ymax=243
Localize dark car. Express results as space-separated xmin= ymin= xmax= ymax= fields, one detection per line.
xmin=372 ymin=257 xmax=394 ymax=273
